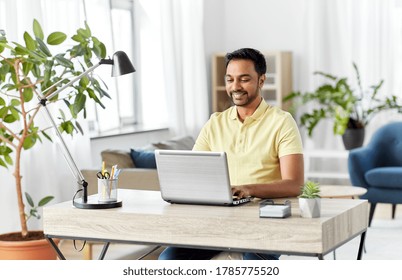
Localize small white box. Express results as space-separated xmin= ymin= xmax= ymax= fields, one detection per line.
xmin=259 ymin=200 xmax=291 ymax=218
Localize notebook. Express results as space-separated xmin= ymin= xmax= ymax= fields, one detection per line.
xmin=154 ymin=150 xmax=253 ymax=206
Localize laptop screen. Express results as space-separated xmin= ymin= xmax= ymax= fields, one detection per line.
xmin=155 ymin=150 xmax=235 ymax=205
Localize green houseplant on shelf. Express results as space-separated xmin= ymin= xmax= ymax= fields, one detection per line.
xmin=0 ymin=20 xmax=109 ymax=258
xmin=298 ymin=180 xmax=321 ymax=218
xmin=284 ymin=63 xmax=402 ymax=149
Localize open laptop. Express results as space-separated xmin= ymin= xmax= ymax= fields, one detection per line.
xmin=154 ymin=150 xmax=253 ymax=206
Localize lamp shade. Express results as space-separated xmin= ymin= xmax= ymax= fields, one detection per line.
xmin=111 ymin=51 xmax=136 ymax=77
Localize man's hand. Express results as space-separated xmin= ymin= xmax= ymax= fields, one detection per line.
xmin=231 ymin=185 xmax=252 ymax=198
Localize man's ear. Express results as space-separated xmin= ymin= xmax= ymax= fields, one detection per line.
xmin=259 ymin=74 xmax=266 ymax=88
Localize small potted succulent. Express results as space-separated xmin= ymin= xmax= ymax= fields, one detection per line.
xmin=298 ymin=181 xmax=321 ymax=218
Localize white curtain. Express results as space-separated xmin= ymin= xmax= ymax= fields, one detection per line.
xmin=160 ymin=0 xmax=209 ymax=137
xmin=301 ymin=0 xmax=402 ymax=150
xmin=135 ymin=0 xmax=209 ymax=138
xmin=0 ymin=0 xmax=94 ymax=232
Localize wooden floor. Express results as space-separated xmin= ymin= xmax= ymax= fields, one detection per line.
xmin=58 ymin=202 xmax=400 ymax=260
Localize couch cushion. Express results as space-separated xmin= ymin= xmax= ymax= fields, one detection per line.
xmin=151 ymin=135 xmax=195 ymax=150
xmin=365 ymin=167 xmax=402 ymax=189
xmin=130 ymin=149 xmax=156 ymax=168
xmin=101 ymin=149 xmax=135 ymax=169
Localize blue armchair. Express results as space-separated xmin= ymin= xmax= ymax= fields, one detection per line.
xmin=348 ymin=122 xmax=402 ymax=226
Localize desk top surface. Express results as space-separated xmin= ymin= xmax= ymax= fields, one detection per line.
xmin=320 ymin=185 xmax=367 ymax=198
xmin=44 ymin=189 xmax=368 ymax=256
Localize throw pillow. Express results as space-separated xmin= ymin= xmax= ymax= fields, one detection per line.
xmin=130 ymin=149 xmax=156 ymax=169
xmin=101 ymin=149 xmax=135 ymax=169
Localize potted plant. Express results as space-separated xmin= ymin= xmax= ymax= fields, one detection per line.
xmin=298 ymin=181 xmax=321 ymax=218
xmin=284 ymin=63 xmax=402 ymax=149
xmin=0 ymin=20 xmax=108 ymax=259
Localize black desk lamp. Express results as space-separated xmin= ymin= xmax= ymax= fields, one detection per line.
xmin=38 ymin=51 xmax=135 ymax=209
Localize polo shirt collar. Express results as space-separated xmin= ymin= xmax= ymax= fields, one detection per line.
xmin=230 ymin=98 xmax=268 ymax=121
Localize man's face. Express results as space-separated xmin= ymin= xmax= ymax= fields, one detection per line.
xmin=225 ymin=59 xmax=264 ymax=107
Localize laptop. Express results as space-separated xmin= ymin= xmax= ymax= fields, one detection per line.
xmin=154 ymin=150 xmax=253 ymax=206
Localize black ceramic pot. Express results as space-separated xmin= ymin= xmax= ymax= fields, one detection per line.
xmin=342 ymin=128 xmax=365 ymax=150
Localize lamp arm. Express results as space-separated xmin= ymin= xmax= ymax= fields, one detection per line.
xmin=45 ymin=62 xmax=101 ymax=101
xmin=41 ymin=105 xmax=88 ymax=202
xmin=37 ymin=61 xmax=106 ymax=203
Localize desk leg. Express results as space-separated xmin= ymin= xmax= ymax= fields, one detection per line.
xmin=98 ymin=242 xmax=110 ymax=260
xmin=138 ymin=246 xmax=161 ymax=260
xmin=45 ymin=236 xmax=66 ymax=260
xmin=318 ymin=254 xmax=324 ymax=260
xmin=357 ymin=231 xmax=366 ymax=260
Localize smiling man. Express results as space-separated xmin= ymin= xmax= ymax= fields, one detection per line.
xmin=158 ymin=48 xmax=304 ymax=261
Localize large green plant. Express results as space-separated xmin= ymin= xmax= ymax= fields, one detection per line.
xmin=0 ymin=20 xmax=109 ymax=238
xmin=284 ymin=63 xmax=402 ymax=136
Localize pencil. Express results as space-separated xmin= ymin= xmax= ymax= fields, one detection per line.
xmin=102 ymin=161 xmax=106 ymax=176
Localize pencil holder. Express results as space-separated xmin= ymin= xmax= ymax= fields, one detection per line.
xmin=98 ymin=178 xmax=118 ymax=202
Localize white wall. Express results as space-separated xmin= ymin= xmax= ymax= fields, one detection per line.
xmin=203 ymin=0 xmax=306 ymax=93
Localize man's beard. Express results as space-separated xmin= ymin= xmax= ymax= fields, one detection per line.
xmin=229 ymin=88 xmax=259 ymax=107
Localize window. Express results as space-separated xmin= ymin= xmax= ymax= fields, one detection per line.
xmin=86 ymin=0 xmax=138 ymax=133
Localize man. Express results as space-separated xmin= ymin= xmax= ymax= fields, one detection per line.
xmin=159 ymin=48 xmax=304 ymax=260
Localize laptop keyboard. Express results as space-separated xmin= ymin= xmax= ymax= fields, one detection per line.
xmin=232 ymin=196 xmax=253 ymax=205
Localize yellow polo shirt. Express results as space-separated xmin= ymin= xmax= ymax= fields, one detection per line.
xmin=193 ymin=100 xmax=303 ymax=185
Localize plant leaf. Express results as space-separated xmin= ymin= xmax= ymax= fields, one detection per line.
xmin=47 ymin=32 xmax=67 ymax=45
xmin=73 ymin=93 xmax=86 ymax=115
xmin=38 ymin=196 xmax=54 ymax=207
xmin=22 ymin=135 xmax=36 ymax=149
xmin=22 ymin=87 xmax=34 ymax=102
xmin=25 ymin=192 xmax=35 ymax=207
xmin=33 ymin=19 xmax=44 ymax=40
xmin=4 ymin=154 xmax=13 ymax=165
xmin=84 ymin=21 xmax=92 ymax=37
xmin=0 ymin=158 xmax=7 ymax=168
xmin=54 ymin=55 xmax=74 ymax=68
xmin=71 ymin=34 xmax=84 ymax=43
xmin=59 ymin=121 xmax=75 ymax=135
xmin=36 ymin=37 xmax=52 ymax=57
xmin=41 ymin=130 xmax=52 ymax=142
xmin=23 ymin=32 xmax=36 ymax=50
xmin=75 ymin=120 xmax=84 ymax=135
xmin=3 ymin=114 xmax=17 ymax=123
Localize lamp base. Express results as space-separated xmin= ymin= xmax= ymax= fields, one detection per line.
xmin=73 ymin=199 xmax=122 ymax=209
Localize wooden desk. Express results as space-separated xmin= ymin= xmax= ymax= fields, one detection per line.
xmin=320 ymin=185 xmax=367 ymax=199
xmin=43 ymin=189 xmax=368 ymax=260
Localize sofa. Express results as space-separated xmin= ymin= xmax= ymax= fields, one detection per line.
xmin=79 ymin=135 xmax=195 ymax=259
xmin=82 ymin=135 xmax=195 ymax=195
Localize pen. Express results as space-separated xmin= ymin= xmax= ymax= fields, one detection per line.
xmin=114 ymin=168 xmax=121 ymax=179
xmin=110 ymin=164 xmax=116 ymax=179
xmin=102 ymin=161 xmax=106 ymax=176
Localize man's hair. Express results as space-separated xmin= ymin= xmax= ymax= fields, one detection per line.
xmin=225 ymin=48 xmax=267 ymax=75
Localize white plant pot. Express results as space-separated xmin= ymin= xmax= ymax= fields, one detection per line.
xmin=299 ymin=198 xmax=321 ymax=218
